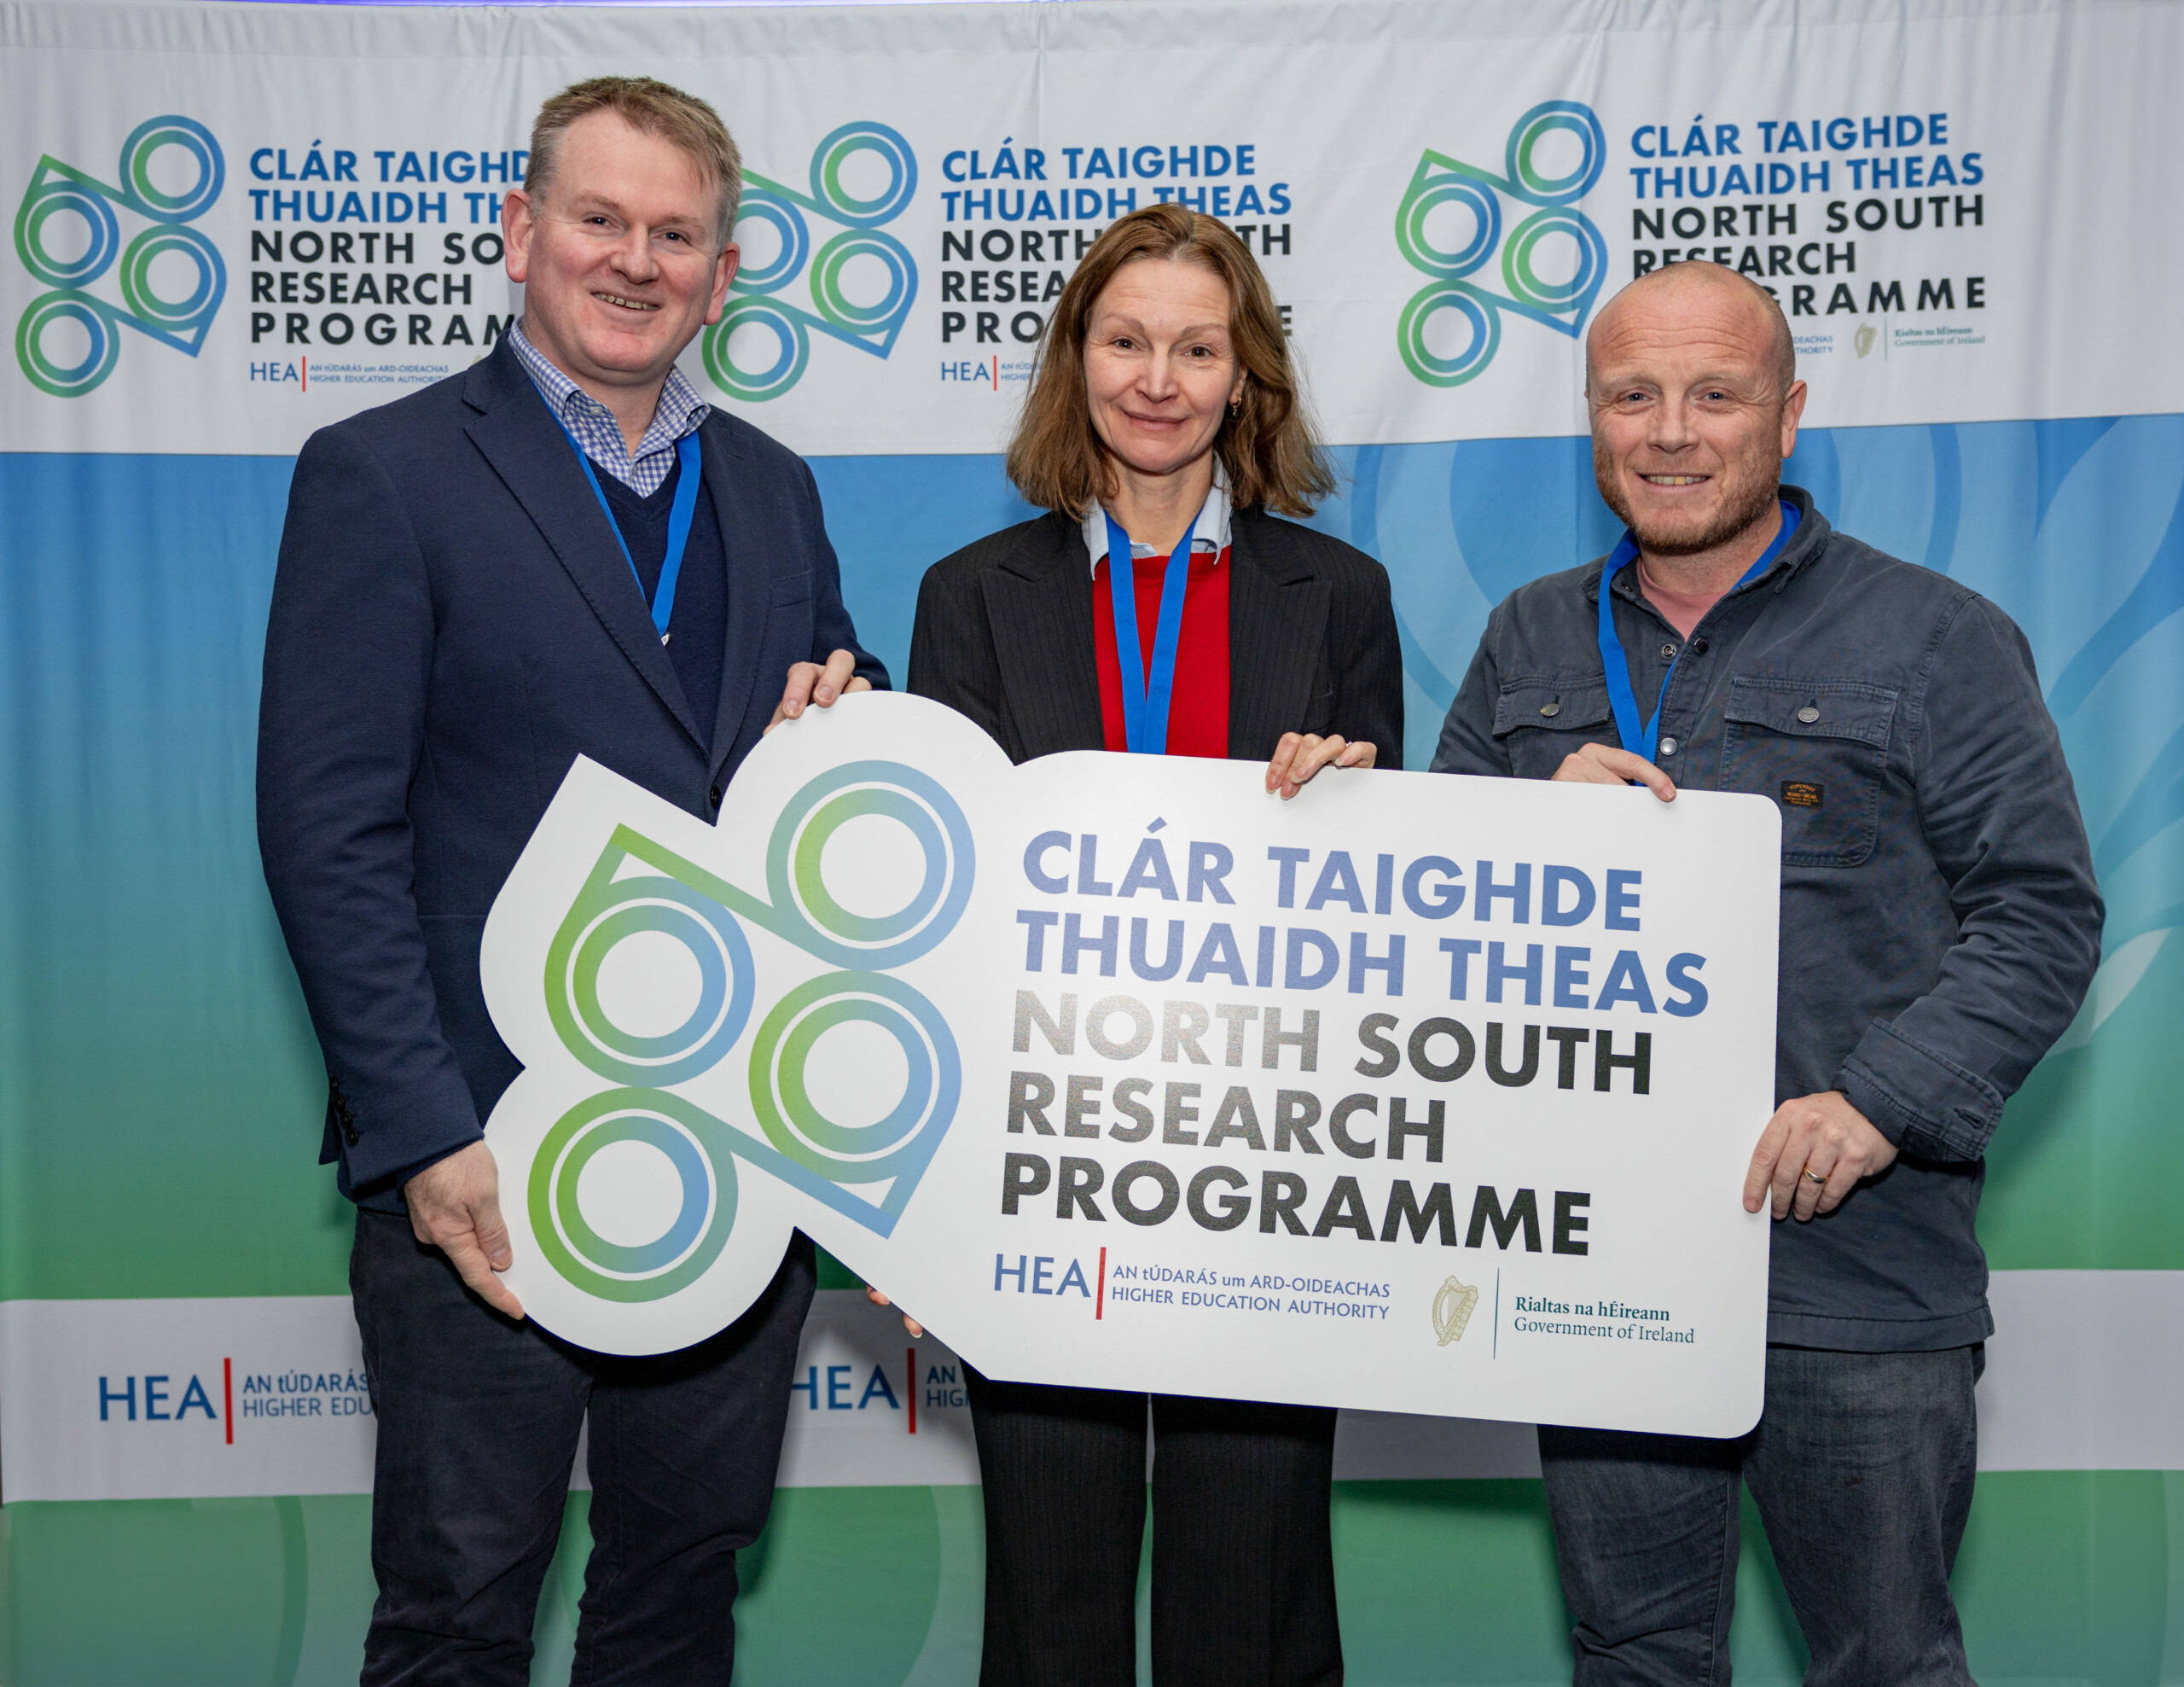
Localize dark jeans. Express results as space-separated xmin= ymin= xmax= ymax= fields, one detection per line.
xmin=1537 ymin=1343 xmax=1984 ymax=1686
xmin=350 ymin=1207 xmax=815 ymax=1686
xmin=966 ymin=1369 xmax=1343 ymax=1687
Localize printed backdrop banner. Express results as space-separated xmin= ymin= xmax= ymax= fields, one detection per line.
xmin=3 ymin=0 xmax=2181 ymax=458
xmin=3 ymin=0 xmax=2183 ymax=1683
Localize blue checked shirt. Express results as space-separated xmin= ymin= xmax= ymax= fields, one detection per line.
xmin=507 ymin=320 xmax=709 ymax=494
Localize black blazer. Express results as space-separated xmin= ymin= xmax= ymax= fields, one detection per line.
xmin=907 ymin=506 xmax=1402 ymax=766
xmin=257 ymin=334 xmax=885 ymax=1198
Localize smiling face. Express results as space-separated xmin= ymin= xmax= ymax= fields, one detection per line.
xmin=503 ymin=110 xmax=737 ymax=400
xmin=1082 ymin=255 xmax=1246 ymax=490
xmin=1586 ymin=266 xmax=1805 ymax=559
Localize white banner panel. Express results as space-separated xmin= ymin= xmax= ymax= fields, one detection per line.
xmin=0 ymin=1289 xmax=980 ymax=1503
xmin=6 ymin=1272 xmax=2164 ymax=1502
xmin=3 ymin=0 xmax=2178 ymax=457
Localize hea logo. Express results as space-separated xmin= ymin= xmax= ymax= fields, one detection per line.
xmin=13 ymin=116 xmax=226 ymax=397
xmin=533 ymin=761 xmax=972 ymax=1303
xmin=704 ymin=122 xmax=917 ymax=402
xmin=1393 ymin=102 xmax=1607 ymax=387
xmin=95 ymin=1360 xmax=371 ymax=1437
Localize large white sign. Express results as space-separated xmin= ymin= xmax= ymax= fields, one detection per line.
xmin=3 ymin=0 xmax=2180 ymax=457
xmin=481 ymin=694 xmax=1781 ymax=1438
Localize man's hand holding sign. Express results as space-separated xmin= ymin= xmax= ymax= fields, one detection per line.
xmin=398 ymin=649 xmax=874 ymax=1328
xmin=1551 ymin=742 xmax=1898 ymax=1219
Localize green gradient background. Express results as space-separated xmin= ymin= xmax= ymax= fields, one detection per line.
xmin=9 ymin=1473 xmax=2184 ymax=1684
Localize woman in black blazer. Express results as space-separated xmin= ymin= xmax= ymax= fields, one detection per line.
xmin=889 ymin=204 xmax=1401 ymax=1687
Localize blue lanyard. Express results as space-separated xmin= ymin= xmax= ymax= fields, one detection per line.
xmin=556 ymin=422 xmax=705 ymax=643
xmin=1104 ymin=510 xmax=1199 ymax=754
xmin=1598 ymin=500 xmax=1802 ymax=761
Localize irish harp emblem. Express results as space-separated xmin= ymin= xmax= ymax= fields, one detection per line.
xmin=1432 ymin=1276 xmax=1480 ymax=1347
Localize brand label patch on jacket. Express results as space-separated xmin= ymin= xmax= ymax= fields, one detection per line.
xmin=1780 ymin=780 xmax=1825 ymax=809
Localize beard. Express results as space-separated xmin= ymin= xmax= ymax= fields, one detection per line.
xmin=1593 ymin=433 xmax=1782 ymax=557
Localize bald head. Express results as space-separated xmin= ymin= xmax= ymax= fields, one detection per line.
xmin=1583 ymin=259 xmax=1808 ymax=570
xmin=1587 ymin=262 xmax=1794 ymax=399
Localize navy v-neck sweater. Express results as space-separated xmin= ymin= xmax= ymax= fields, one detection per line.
xmin=595 ymin=454 xmax=728 ymax=751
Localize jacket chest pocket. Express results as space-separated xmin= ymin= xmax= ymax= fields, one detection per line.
xmin=1490 ymin=678 xmax=1614 ymax=780
xmin=1720 ymin=676 xmax=1898 ymax=867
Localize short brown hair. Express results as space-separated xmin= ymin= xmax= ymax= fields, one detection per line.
xmin=1007 ymin=204 xmax=1336 ymax=519
xmin=526 ymin=77 xmax=741 ymax=245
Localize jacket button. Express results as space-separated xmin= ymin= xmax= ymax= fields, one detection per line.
xmin=1538 ymin=701 xmax=1561 ymax=718
xmin=709 ymin=785 xmax=723 ymax=808
xmin=1797 ymin=705 xmax=1821 ymax=724
xmin=1659 ymin=643 xmax=1677 ymax=660
xmin=1691 ymin=637 xmax=1709 ymax=654
xmin=344 ymin=1124 xmax=359 ymax=1146
xmin=1658 ymin=736 xmax=1679 ymax=757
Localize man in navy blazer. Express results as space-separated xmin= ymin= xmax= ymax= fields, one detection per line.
xmin=257 ymin=78 xmax=884 ymax=1684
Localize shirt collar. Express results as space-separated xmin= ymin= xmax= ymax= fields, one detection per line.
xmin=1600 ymin=491 xmax=1815 ymax=605
xmin=1083 ymin=457 xmax=1234 ymax=574
xmin=506 ymin=319 xmax=710 ymax=452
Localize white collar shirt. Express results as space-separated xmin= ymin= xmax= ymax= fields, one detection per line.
xmin=508 ymin=320 xmax=710 ymax=496
xmin=1081 ymin=458 xmax=1234 ymax=574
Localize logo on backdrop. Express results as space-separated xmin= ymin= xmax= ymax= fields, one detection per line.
xmin=535 ymin=760 xmax=971 ymax=1301
xmin=12 ymin=116 xmax=226 ymax=397
xmin=702 ymin=122 xmax=917 ymax=403
xmin=1393 ymin=102 xmax=1606 ymax=387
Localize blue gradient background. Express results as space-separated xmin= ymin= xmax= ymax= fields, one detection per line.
xmin=6 ymin=418 xmax=2180 ymax=1300
xmin=4 ymin=416 xmax=2182 ymax=1680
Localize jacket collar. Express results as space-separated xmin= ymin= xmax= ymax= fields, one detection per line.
xmin=981 ymin=505 xmax=1327 ymax=760
xmin=700 ymin=422 xmax=769 ymax=778
xmin=1223 ymin=509 xmax=1329 ymax=757
xmin=462 ymin=335 xmax=706 ymax=749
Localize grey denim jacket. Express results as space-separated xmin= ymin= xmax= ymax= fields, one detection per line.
xmin=1432 ymin=486 xmax=2102 ymax=1351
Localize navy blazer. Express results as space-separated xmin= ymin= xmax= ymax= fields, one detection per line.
xmin=258 ymin=334 xmax=886 ymax=1201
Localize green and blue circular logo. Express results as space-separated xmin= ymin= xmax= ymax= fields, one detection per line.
xmin=13 ymin=115 xmax=226 ymax=398
xmin=1394 ymin=102 xmax=1606 ymax=388
xmin=703 ymin=121 xmax=918 ymax=403
xmin=531 ymin=759 xmax=972 ymax=1303
xmin=529 ymin=1090 xmax=741 ymax=1303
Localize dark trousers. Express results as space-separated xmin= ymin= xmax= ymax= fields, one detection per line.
xmin=1537 ymin=1343 xmax=1984 ymax=1687
xmin=350 ymin=1207 xmax=815 ymax=1686
xmin=966 ymin=1368 xmax=1343 ymax=1687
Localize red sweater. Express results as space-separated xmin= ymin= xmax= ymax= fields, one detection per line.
xmin=1091 ymin=547 xmax=1233 ymax=758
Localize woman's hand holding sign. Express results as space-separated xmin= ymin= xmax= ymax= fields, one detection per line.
xmin=866 ymin=1285 xmax=922 ymax=1338
xmin=1266 ymin=732 xmax=1376 ymax=800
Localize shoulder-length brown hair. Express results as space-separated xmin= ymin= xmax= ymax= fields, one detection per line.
xmin=1005 ymin=204 xmax=1336 ymax=519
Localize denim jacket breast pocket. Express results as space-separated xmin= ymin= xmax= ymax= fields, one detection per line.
xmin=1490 ymin=676 xmax=1614 ymax=780
xmin=1720 ymin=676 xmax=1899 ymax=867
